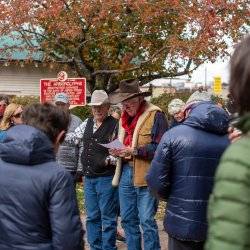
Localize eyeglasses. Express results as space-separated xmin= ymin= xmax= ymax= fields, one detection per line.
xmin=121 ymin=99 xmax=140 ymax=109
xmin=12 ymin=112 xmax=22 ymax=118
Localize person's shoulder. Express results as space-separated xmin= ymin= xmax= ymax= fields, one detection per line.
xmin=26 ymin=161 xmax=71 ymax=187
xmin=167 ymin=123 xmax=190 ymax=134
xmin=38 ymin=160 xmax=68 ymax=173
xmin=147 ymin=102 xmax=162 ymax=112
xmin=153 ymin=110 xmax=167 ymax=122
xmin=155 ymin=110 xmax=166 ymax=116
xmin=108 ymin=115 xmax=119 ymax=123
xmin=77 ymin=118 xmax=90 ymax=128
xmin=222 ymin=136 xmax=250 ymax=164
xmin=70 ymin=113 xmax=82 ymax=122
xmin=46 ymin=162 xmax=72 ymax=183
xmin=161 ymin=124 xmax=196 ymax=146
xmin=215 ymin=137 xmax=250 ymax=185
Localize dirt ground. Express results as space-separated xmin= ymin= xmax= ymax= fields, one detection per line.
xmin=82 ymin=217 xmax=168 ymax=250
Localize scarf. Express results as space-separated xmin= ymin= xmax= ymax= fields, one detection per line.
xmin=121 ymin=101 xmax=146 ymax=146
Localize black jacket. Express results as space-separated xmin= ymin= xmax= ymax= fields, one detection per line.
xmin=0 ymin=125 xmax=83 ymax=250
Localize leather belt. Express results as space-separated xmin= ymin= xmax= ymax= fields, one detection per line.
xmin=128 ymin=161 xmax=133 ymax=167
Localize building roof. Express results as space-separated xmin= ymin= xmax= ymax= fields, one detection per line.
xmin=0 ymin=32 xmax=43 ymax=61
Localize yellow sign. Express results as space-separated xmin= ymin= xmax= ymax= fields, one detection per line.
xmin=213 ymin=76 xmax=222 ymax=94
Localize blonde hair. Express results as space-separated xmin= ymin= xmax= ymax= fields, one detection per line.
xmin=0 ymin=103 xmax=22 ymax=130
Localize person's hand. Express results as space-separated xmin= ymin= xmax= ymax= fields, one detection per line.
xmin=109 ymin=149 xmax=121 ymax=157
xmin=109 ymin=147 xmax=133 ymax=158
xmin=118 ymin=147 xmax=133 ymax=159
xmin=228 ymin=127 xmax=242 ymax=143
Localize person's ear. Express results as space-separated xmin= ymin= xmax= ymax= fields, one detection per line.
xmin=54 ymin=130 xmax=66 ymax=152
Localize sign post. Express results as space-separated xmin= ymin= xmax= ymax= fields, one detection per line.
xmin=40 ymin=71 xmax=86 ymax=105
xmin=213 ymin=76 xmax=222 ymax=95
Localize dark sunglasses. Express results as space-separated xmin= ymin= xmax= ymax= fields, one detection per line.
xmin=13 ymin=112 xmax=22 ymax=118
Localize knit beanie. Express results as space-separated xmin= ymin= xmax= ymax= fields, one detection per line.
xmin=185 ymin=91 xmax=211 ymax=109
xmin=168 ymin=99 xmax=185 ymax=115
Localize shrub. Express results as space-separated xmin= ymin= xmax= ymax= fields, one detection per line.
xmin=70 ymin=105 xmax=91 ymax=121
xmin=151 ymin=91 xmax=193 ymax=116
xmin=10 ymin=96 xmax=40 ymax=106
xmin=10 ymin=96 xmax=92 ymax=121
xmin=211 ymin=95 xmax=225 ymax=107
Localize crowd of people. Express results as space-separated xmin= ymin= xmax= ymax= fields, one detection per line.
xmin=0 ymin=35 xmax=249 ymax=250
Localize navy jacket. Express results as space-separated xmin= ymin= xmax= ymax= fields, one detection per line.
xmin=146 ymin=102 xmax=230 ymax=241
xmin=0 ymin=125 xmax=83 ymax=250
xmin=0 ymin=130 xmax=6 ymax=142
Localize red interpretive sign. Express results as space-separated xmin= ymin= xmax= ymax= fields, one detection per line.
xmin=40 ymin=71 xmax=86 ymax=105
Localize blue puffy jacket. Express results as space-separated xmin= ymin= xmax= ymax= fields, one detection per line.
xmin=146 ymin=102 xmax=230 ymax=242
xmin=0 ymin=130 xmax=7 ymax=142
xmin=0 ymin=125 xmax=83 ymax=250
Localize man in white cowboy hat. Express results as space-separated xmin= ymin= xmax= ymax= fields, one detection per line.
xmin=65 ymin=90 xmax=119 ymax=250
xmin=109 ymin=79 xmax=168 ymax=250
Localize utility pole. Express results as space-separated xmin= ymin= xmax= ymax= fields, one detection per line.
xmin=204 ymin=66 xmax=207 ymax=90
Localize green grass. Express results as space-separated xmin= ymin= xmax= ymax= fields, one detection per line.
xmin=76 ymin=183 xmax=84 ymax=214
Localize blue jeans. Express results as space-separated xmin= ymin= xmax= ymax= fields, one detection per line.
xmin=119 ymin=164 xmax=161 ymax=250
xmin=84 ymin=176 xmax=119 ymax=250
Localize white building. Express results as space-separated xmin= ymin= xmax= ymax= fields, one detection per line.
xmin=0 ymin=62 xmax=77 ymax=96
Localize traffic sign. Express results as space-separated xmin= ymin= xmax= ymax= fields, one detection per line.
xmin=213 ymin=76 xmax=222 ymax=95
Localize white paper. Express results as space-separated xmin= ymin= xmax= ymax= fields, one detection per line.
xmin=99 ymin=139 xmax=126 ymax=150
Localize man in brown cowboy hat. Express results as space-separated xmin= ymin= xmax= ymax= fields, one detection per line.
xmin=65 ymin=90 xmax=119 ymax=250
xmin=109 ymin=79 xmax=168 ymax=250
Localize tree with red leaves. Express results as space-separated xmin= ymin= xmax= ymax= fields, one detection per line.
xmin=0 ymin=0 xmax=249 ymax=92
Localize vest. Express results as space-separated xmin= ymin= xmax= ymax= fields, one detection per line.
xmin=112 ymin=102 xmax=162 ymax=186
xmin=82 ymin=116 xmax=117 ymax=177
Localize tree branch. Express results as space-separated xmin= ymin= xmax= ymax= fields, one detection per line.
xmin=92 ymin=45 xmax=171 ymax=76
xmin=79 ymin=31 xmax=159 ymax=47
xmin=62 ymin=0 xmax=87 ymax=30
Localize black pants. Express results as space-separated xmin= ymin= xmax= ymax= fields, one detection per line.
xmin=168 ymin=236 xmax=204 ymax=250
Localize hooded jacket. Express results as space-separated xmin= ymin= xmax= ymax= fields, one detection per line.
xmin=0 ymin=125 xmax=83 ymax=250
xmin=146 ymin=102 xmax=230 ymax=242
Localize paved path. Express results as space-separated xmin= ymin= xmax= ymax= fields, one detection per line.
xmin=82 ymin=217 xmax=168 ymax=250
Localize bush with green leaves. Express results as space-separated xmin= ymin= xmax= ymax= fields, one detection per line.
xmin=70 ymin=106 xmax=91 ymax=121
xmin=10 ymin=96 xmax=40 ymax=106
xmin=151 ymin=91 xmax=226 ymax=117
xmin=9 ymin=95 xmax=91 ymax=121
xmin=151 ymin=91 xmax=192 ymax=116
xmin=211 ymin=95 xmax=225 ymax=107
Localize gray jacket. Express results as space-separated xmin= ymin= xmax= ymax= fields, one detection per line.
xmin=57 ymin=114 xmax=82 ymax=174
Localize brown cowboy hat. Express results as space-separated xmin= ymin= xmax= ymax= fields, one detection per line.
xmin=109 ymin=79 xmax=151 ymax=104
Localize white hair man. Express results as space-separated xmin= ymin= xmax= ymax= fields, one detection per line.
xmin=65 ymin=90 xmax=119 ymax=250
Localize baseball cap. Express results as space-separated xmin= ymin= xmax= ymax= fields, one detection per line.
xmin=54 ymin=92 xmax=69 ymax=104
